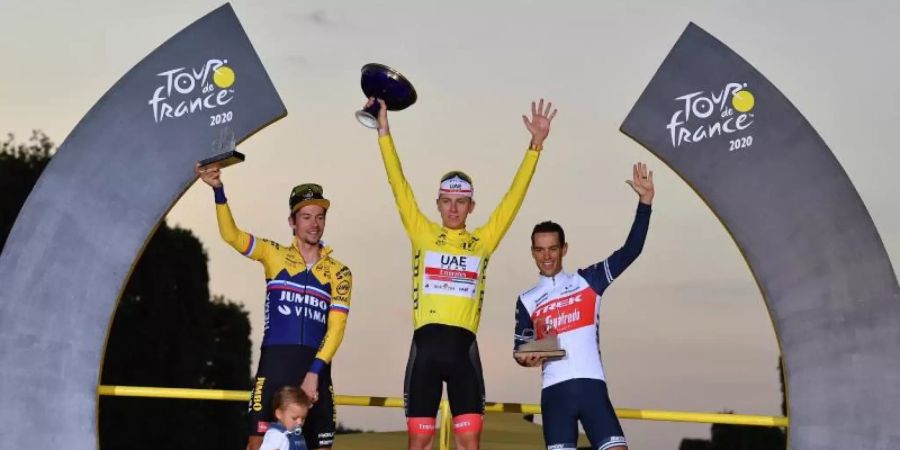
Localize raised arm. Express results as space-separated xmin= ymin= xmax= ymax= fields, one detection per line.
xmin=579 ymin=163 xmax=654 ymax=295
xmin=195 ymin=163 xmax=271 ymax=261
xmin=476 ymin=99 xmax=557 ymax=251
xmin=368 ymin=98 xmax=430 ymax=237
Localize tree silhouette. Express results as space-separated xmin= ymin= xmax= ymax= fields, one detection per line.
xmin=0 ymin=130 xmax=54 ymax=253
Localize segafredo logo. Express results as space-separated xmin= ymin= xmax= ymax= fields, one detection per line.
xmin=148 ymin=59 xmax=235 ymax=124
xmin=665 ymin=82 xmax=756 ymax=151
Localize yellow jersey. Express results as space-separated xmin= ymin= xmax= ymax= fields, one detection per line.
xmin=378 ymin=134 xmax=540 ymax=333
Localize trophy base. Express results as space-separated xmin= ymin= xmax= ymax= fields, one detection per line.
xmin=199 ymin=150 xmax=245 ymax=169
xmin=515 ymin=333 xmax=563 ymax=355
xmin=355 ymin=110 xmax=378 ymax=129
xmin=514 ymin=349 xmax=566 ymax=359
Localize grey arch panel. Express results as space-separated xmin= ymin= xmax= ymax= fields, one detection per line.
xmin=0 ymin=4 xmax=285 ymax=449
xmin=621 ymin=23 xmax=900 ymax=450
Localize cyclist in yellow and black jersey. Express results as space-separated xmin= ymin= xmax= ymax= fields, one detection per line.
xmin=195 ymin=164 xmax=351 ymax=450
xmin=365 ymin=97 xmax=557 ymax=450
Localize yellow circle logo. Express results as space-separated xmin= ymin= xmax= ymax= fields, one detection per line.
xmin=213 ymin=66 xmax=235 ymax=89
xmin=732 ymin=89 xmax=755 ymax=113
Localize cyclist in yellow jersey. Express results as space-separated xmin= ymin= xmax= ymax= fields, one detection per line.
xmin=365 ymin=97 xmax=556 ymax=450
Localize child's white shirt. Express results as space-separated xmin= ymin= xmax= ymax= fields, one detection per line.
xmin=259 ymin=428 xmax=289 ymax=450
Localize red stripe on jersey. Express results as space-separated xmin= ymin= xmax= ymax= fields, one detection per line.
xmin=532 ymin=287 xmax=597 ymax=337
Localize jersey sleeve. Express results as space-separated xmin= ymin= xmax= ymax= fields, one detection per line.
xmin=213 ymin=186 xmax=274 ymax=262
xmin=309 ymin=263 xmax=352 ymax=374
xmin=259 ymin=429 xmax=289 ymax=450
xmin=578 ymin=202 xmax=652 ymax=295
xmin=378 ymin=134 xmax=431 ymax=238
xmin=474 ymin=149 xmax=540 ymax=253
xmin=513 ymin=296 xmax=534 ymax=350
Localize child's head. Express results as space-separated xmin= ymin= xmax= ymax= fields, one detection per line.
xmin=273 ymin=386 xmax=312 ymax=430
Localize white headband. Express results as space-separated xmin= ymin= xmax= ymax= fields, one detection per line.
xmin=438 ymin=176 xmax=473 ymax=198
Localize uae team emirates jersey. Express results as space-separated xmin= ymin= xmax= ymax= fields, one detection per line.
xmin=514 ymin=203 xmax=651 ymax=388
xmin=378 ymin=134 xmax=540 ymax=333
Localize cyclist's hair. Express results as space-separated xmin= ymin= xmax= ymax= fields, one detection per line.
xmin=440 ymin=170 xmax=473 ymax=185
xmin=531 ymin=221 xmax=566 ymax=247
xmin=272 ymin=386 xmax=312 ymax=413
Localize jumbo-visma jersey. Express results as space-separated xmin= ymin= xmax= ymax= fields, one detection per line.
xmin=379 ymin=134 xmax=540 ymax=333
xmin=213 ymin=187 xmax=351 ymax=373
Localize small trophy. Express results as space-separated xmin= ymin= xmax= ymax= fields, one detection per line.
xmin=355 ymin=63 xmax=418 ymax=128
xmin=198 ymin=126 xmax=244 ymax=169
xmin=514 ymin=317 xmax=566 ymax=359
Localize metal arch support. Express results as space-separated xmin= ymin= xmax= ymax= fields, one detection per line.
xmin=0 ymin=4 xmax=286 ymax=449
xmin=621 ymin=23 xmax=900 ymax=450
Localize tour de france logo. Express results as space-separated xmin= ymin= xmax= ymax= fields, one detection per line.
xmin=665 ymin=82 xmax=756 ymax=153
xmin=148 ymin=58 xmax=236 ymax=127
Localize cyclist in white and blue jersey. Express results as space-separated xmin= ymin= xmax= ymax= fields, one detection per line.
xmin=513 ymin=162 xmax=655 ymax=450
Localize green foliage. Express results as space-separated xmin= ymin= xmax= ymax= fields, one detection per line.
xmin=99 ymin=223 xmax=252 ymax=450
xmin=680 ymin=438 xmax=713 ymax=450
xmin=707 ymin=421 xmax=786 ymax=450
xmin=0 ymin=130 xmax=54 ymax=252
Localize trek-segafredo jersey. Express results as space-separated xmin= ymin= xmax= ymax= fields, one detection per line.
xmin=514 ymin=203 xmax=651 ymax=388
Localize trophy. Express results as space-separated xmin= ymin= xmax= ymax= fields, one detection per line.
xmin=513 ymin=317 xmax=566 ymax=359
xmin=198 ymin=126 xmax=244 ymax=169
xmin=355 ymin=63 xmax=417 ymax=128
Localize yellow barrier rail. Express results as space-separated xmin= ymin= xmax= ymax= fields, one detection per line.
xmin=97 ymin=385 xmax=788 ymax=427
xmin=97 ymin=385 xmax=790 ymax=450
xmin=98 ymin=385 xmax=788 ymax=449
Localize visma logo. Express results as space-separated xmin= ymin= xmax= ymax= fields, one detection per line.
xmin=148 ymin=58 xmax=235 ymax=124
xmin=665 ymin=82 xmax=756 ymax=151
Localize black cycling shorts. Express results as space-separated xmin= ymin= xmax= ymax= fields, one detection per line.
xmin=247 ymin=345 xmax=335 ymax=448
xmin=404 ymin=324 xmax=485 ymax=418
xmin=541 ymin=378 xmax=626 ymax=450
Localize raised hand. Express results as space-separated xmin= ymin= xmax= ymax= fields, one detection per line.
xmin=364 ymin=97 xmax=390 ymax=136
xmin=625 ymin=162 xmax=654 ymax=205
xmin=522 ymin=98 xmax=557 ymax=150
xmin=194 ymin=162 xmax=222 ymax=188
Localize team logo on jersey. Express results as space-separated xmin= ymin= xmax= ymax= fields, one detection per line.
xmin=268 ymin=281 xmax=330 ymax=324
xmin=532 ymin=287 xmax=596 ymax=337
xmin=336 ymin=280 xmax=351 ymax=296
xmin=251 ymin=376 xmax=266 ymax=412
xmin=422 ymin=252 xmax=480 ymax=299
xmin=461 ymin=235 xmax=480 ymax=251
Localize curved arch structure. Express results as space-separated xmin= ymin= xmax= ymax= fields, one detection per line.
xmin=621 ymin=23 xmax=900 ymax=450
xmin=0 ymin=4 xmax=285 ymax=449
